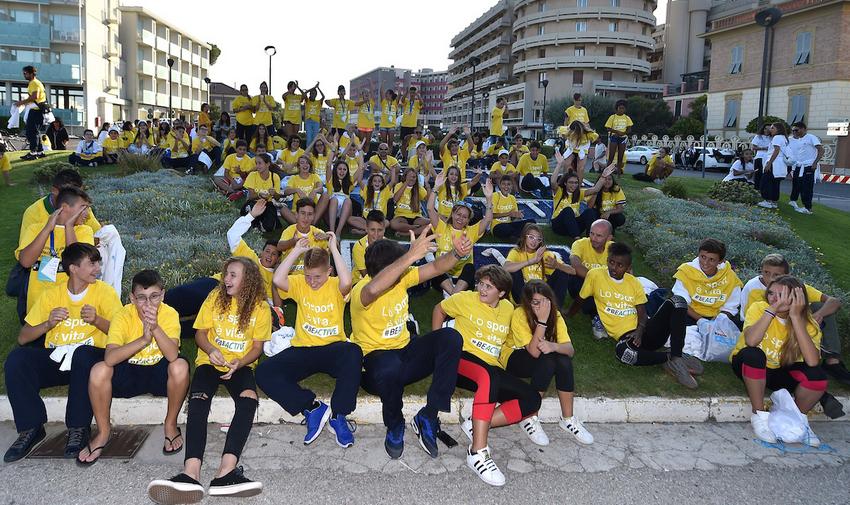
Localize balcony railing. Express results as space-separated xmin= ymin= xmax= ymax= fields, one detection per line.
xmin=0 ymin=61 xmax=80 ymax=84
xmin=50 ymin=28 xmax=83 ymax=44
xmin=52 ymin=108 xmax=85 ymax=126
xmin=0 ymin=20 xmax=50 ymax=48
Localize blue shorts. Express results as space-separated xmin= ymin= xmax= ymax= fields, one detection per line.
xmin=609 ymin=136 xmax=627 ymax=144
xmin=380 ymin=127 xmax=396 ymax=133
xmin=111 ymin=354 xmax=189 ymax=398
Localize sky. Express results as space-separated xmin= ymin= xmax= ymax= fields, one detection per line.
xmin=124 ymin=0 xmax=666 ymax=94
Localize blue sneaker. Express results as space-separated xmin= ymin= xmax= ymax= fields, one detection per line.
xmin=410 ymin=408 xmax=440 ymax=458
xmin=591 ymin=315 xmax=609 ymax=339
xmin=301 ymin=402 xmax=331 ymax=445
xmin=384 ymin=423 xmax=404 ymax=459
xmin=328 ymin=414 xmax=357 ymax=448
xmin=531 ymin=189 xmax=543 ymax=199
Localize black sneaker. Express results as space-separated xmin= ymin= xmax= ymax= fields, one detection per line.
xmin=147 ymin=473 xmax=205 ymax=504
xmin=64 ymin=426 xmax=90 ymax=458
xmin=21 ymin=153 xmax=38 ymax=161
xmin=4 ymin=425 xmax=46 ymax=462
xmin=208 ymin=466 xmax=263 ymax=498
xmin=822 ymin=360 xmax=850 ymax=386
xmin=819 ymin=392 xmax=845 ymax=419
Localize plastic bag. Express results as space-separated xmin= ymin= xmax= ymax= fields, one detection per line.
xmin=768 ymin=388 xmax=809 ymax=444
xmin=697 ymin=313 xmax=740 ymax=362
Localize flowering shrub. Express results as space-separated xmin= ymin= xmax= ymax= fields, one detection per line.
xmin=661 ymin=178 xmax=689 ymax=200
xmin=33 ymin=161 xmax=77 ymax=184
xmin=706 ymin=180 xmax=762 ymax=206
xmin=86 ymin=171 xmax=265 ymax=299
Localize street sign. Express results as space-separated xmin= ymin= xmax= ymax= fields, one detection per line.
xmin=827 ymin=118 xmax=849 ymax=137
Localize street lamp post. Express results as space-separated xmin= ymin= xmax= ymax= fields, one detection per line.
xmin=468 ymin=56 xmax=480 ymax=130
xmin=167 ymin=58 xmax=174 ymax=122
xmin=264 ymin=45 xmax=276 ymax=95
xmin=541 ymin=79 xmax=549 ymax=141
xmin=203 ymin=77 xmax=211 ymax=107
xmin=754 ymin=8 xmax=782 ymax=133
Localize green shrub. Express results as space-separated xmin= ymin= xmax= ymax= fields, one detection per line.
xmin=745 ymin=116 xmax=788 ymax=134
xmin=33 ymin=161 xmax=77 ymax=184
xmin=706 ymin=180 xmax=761 ymax=205
xmin=669 ymin=117 xmax=704 ymax=137
xmin=661 ymin=178 xmax=689 ymax=199
xmin=119 ymin=151 xmax=163 ymax=175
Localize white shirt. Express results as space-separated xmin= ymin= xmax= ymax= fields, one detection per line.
xmin=794 ymin=133 xmax=821 ymax=167
xmin=766 ymin=135 xmax=789 ymax=175
xmin=752 ymin=135 xmax=771 ymax=162
xmin=722 ymin=159 xmax=753 ymax=182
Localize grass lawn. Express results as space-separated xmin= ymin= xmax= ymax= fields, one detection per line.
xmin=1 ymin=152 xmax=847 ymax=401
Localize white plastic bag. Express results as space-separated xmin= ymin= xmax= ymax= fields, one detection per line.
xmin=768 ymin=388 xmax=809 ymax=444
xmin=263 ymin=326 xmax=294 ymax=357
xmin=697 ymin=313 xmax=740 ymax=362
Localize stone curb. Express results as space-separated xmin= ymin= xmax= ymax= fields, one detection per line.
xmin=1 ymin=395 xmax=847 ymax=425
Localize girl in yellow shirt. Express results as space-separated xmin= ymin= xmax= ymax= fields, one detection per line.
xmin=280 ymin=135 xmax=305 ymax=174
xmin=232 ymin=84 xmax=254 ymax=141
xmin=550 ymin=152 xmax=614 ymax=239
xmin=281 ymin=156 xmax=328 ymax=226
xmin=468 ymin=131 xmax=487 ymax=170
xmin=251 ymin=81 xmax=277 ymax=137
xmin=503 ymin=280 xmax=594 ymax=446
xmin=249 ymin=124 xmax=276 ymax=155
xmin=242 ymin=154 xmax=282 ymax=232
xmin=304 ymin=83 xmax=324 ymax=146
xmin=379 ymin=88 xmax=399 ymax=147
xmin=306 ymin=134 xmax=332 ymax=181
xmin=325 ymin=151 xmax=364 ymax=237
xmin=349 ymin=171 xmax=397 ymax=234
xmin=490 ymin=177 xmax=534 ymax=239
xmin=562 ymin=121 xmax=598 ymax=182
xmin=148 ymin=257 xmax=269 ymax=501
xmin=222 ymin=128 xmax=238 ymax=159
xmin=281 ymin=80 xmax=305 ymax=139
xmin=155 ymin=122 xmax=172 ymax=150
xmin=432 ymin=265 xmax=540 ymax=487
xmin=593 ymin=171 xmax=627 ymax=231
xmin=504 ymin=222 xmax=574 ymax=307
xmin=354 ymin=81 xmax=375 ymax=142
xmin=389 ymin=168 xmax=430 ymax=236
xmin=637 ymin=146 xmax=675 ymax=183
xmin=731 ymin=275 xmax=825 ymax=445
xmin=198 ymin=103 xmax=212 ymax=131
xmin=605 ymin=100 xmax=633 ymax=176
xmin=434 ymin=165 xmax=482 ymax=220
xmin=129 ymin=120 xmax=155 ymax=154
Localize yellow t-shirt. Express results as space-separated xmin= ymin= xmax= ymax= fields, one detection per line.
xmin=232 ymin=96 xmax=254 ymax=125
xmin=501 ymin=307 xmax=570 ymax=365
xmin=198 ymin=112 xmax=212 ymax=130
xmin=222 ymin=154 xmax=254 ymax=179
xmin=193 ymin=292 xmax=271 ymax=372
xmin=105 ymin=303 xmax=181 ymax=365
xmin=490 ymin=161 xmax=516 ymax=174
xmin=101 ymin=137 xmax=123 ymax=155
xmin=369 ymin=154 xmax=399 ymax=173
xmin=283 ymin=93 xmax=303 ymax=123
xmin=244 ymin=171 xmax=280 ymax=197
xmin=251 ymin=95 xmax=277 ymax=126
xmin=506 ymin=248 xmax=556 ymax=282
xmin=409 ymin=155 xmax=432 ymax=178
xmin=357 ymin=100 xmax=375 ymax=129
xmin=571 ymin=237 xmax=610 ymax=271
xmin=400 ymin=99 xmax=422 ymax=128
xmin=731 ymin=301 xmax=821 ymax=369
xmin=338 ymin=134 xmax=361 ymax=151
xmin=170 ymin=137 xmax=190 ymax=158
xmin=311 ymin=153 xmax=330 ymax=174
xmin=490 ymin=107 xmax=504 ymax=136
xmin=492 ymin=192 xmax=517 ymax=223
xmin=517 ymin=152 xmax=549 ymax=177
xmin=442 ymin=291 xmax=513 ymax=367
xmin=328 ymin=98 xmax=355 ymax=129
xmin=286 ymin=173 xmax=323 ymax=210
xmin=281 ymin=148 xmax=305 ymax=169
xmin=16 ymin=224 xmax=95 ymax=312
xmin=362 ymin=186 xmax=392 ymax=217
xmin=605 ymin=114 xmax=633 ymax=134
xmin=435 ymin=218 xmax=484 ymax=277
xmin=119 ymin=131 xmax=134 ymax=149
xmin=380 ymin=99 xmax=398 ymax=128
xmin=305 ymin=100 xmax=322 ymax=123
xmin=351 ymin=267 xmax=420 ymax=355
xmin=392 ymin=182 xmax=427 ymax=219
xmin=436 ymin=182 xmax=469 ymax=218
xmin=673 ymin=261 xmax=743 ymax=318
xmin=279 ymin=225 xmax=328 ymax=274
xmin=597 ymin=188 xmax=626 ymax=212
xmin=352 ymin=236 xmax=369 ymax=283
xmin=579 ymin=268 xmax=647 ymax=339
xmin=192 ymin=137 xmax=217 ymax=153
xmin=25 ymin=280 xmax=122 ymax=348
xmin=132 ymin=133 xmax=155 ymax=149
xmin=565 ymin=106 xmax=589 ymax=125
xmin=744 ymin=282 xmax=822 ymax=315
xmin=156 ymin=132 xmax=172 ymax=149
xmin=511 ymin=145 xmax=530 ymax=158
xmin=28 ymin=78 xmax=46 ymax=103
xmin=19 ymin=197 xmax=101 ymax=244
xmin=646 ymin=154 xmax=673 ymax=175
xmin=553 ymin=187 xmax=587 ymax=219
xmin=0 ymin=154 xmax=10 ymax=173
xmin=279 ymin=276 xmax=347 ymax=347
xmin=249 ymin=136 xmax=281 ymax=153
xmin=441 ymin=149 xmax=470 ymax=171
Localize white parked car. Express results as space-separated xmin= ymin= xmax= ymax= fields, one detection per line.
xmin=688 ymin=147 xmax=736 ymax=171
xmin=543 ymin=138 xmax=557 ymax=147
xmin=623 ymin=146 xmax=660 ymax=165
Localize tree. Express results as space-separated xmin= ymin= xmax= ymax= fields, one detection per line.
xmin=581 ymin=94 xmax=616 ymax=136
xmin=208 ymin=43 xmax=221 ymax=66
xmin=208 ymin=102 xmax=221 ymax=122
xmin=544 ymin=96 xmax=571 ymax=129
xmin=745 ymin=116 xmax=788 ymax=134
xmin=626 ymin=96 xmax=673 ymax=137
xmin=687 ymin=94 xmax=707 ymax=121
xmin=669 ymin=117 xmax=704 ymax=137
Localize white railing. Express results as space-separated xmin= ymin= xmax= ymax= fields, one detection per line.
xmin=632 ymin=134 xmax=836 ymax=166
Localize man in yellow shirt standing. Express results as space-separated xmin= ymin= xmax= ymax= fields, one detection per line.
xmin=489 ymin=97 xmax=507 ymax=145
xmin=232 ymin=84 xmax=254 ymax=142
xmin=15 ymin=65 xmax=48 ymax=160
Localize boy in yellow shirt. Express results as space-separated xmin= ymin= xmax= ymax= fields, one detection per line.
xmin=1 ymin=143 xmax=16 ymax=187
xmin=214 ymin=139 xmax=254 ymax=195
xmin=672 ymin=238 xmax=743 ymax=325
xmin=100 ymin=126 xmax=123 ymax=164
xmin=190 ymin=124 xmax=222 ymax=174
xmin=489 ymin=96 xmax=507 ymax=144
xmin=567 ymin=242 xmax=700 ymax=389
xmin=257 ymin=233 xmax=362 ymax=448
xmin=5 ymin=243 xmax=122 ymax=463
xmin=351 ymin=210 xmax=387 ymax=283
xmin=162 ymin=125 xmax=197 ymax=173
xmin=78 ymin=270 xmax=190 ymax=466
xmin=517 ymin=141 xmax=550 ymax=198
xmin=277 ymin=198 xmax=329 ymax=275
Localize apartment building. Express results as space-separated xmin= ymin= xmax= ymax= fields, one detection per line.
xmin=350 ymin=66 xmax=448 ymax=128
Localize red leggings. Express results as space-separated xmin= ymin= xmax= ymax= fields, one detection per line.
xmin=456 ymin=351 xmax=541 ymax=423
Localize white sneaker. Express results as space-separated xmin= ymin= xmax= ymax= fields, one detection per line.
xmin=757 ymin=201 xmax=773 ymax=208
xmin=461 ymin=419 xmax=473 ymax=443
xmin=519 ymin=416 xmax=549 ymax=446
xmin=796 ymin=207 xmax=813 ymax=215
xmin=770 ymin=202 xmax=779 ymax=209
xmin=591 ymin=315 xmax=609 ymax=340
xmin=466 ymin=445 xmax=505 ymax=486
xmin=751 ymin=410 xmax=777 ymax=443
xmin=654 ymin=178 xmax=664 ymax=185
xmin=805 ymin=425 xmax=821 ymax=448
xmin=789 ymin=200 xmax=799 ymax=208
xmin=559 ymin=416 xmax=595 ymax=444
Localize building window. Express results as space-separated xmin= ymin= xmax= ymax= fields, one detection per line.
xmin=540 ymin=1 xmax=546 ymax=11
xmin=724 ymin=99 xmax=739 ymax=128
xmin=50 ymin=87 xmax=84 ymax=110
xmin=606 ymin=47 xmax=615 ymax=57
xmin=538 ymin=25 xmax=545 ymax=35
xmin=794 ymin=32 xmax=811 ymax=66
xmin=538 ymin=72 xmax=547 ymax=88
xmin=573 ymin=70 xmax=583 ymax=87
xmin=674 ymin=100 xmax=682 ymax=118
xmin=603 ymin=71 xmax=613 ymax=81
xmin=575 ymin=46 xmax=585 ymax=56
xmin=729 ymin=45 xmax=743 ymax=74
xmin=577 ymin=0 xmax=587 ymax=6
xmin=609 ymin=22 xmax=618 ymax=32
xmin=539 ymin=49 xmax=546 ymax=58
xmin=576 ymin=22 xmax=586 ymax=32
xmin=611 ymin=0 xmax=620 ymax=6
xmin=789 ymin=94 xmax=807 ymax=123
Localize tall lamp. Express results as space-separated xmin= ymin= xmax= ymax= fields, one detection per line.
xmin=754 ymin=8 xmax=782 ymax=133
xmin=264 ymin=45 xmax=277 ymax=95
xmin=541 ymin=79 xmax=549 ymax=140
xmin=468 ymin=56 xmax=481 ymax=130
xmin=167 ymin=58 xmax=174 ymax=121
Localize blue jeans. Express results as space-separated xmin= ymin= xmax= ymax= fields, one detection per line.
xmin=305 ymin=119 xmax=320 ymax=147
xmin=26 ymin=108 xmax=44 ymax=153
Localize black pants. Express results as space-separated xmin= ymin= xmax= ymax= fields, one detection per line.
xmin=520 ymin=173 xmax=547 ymax=195
xmin=256 ymin=341 xmax=363 ymax=417
xmin=185 ymin=364 xmax=257 ymax=463
xmin=236 ymin=122 xmax=252 ymax=142
xmin=456 ymin=351 xmax=541 ymax=423
xmin=163 ymin=277 xmax=219 ymax=340
xmin=753 ymin=159 xmax=763 ymax=190
xmin=790 ymin=166 xmax=815 ymax=210
xmin=760 ymin=169 xmax=782 ymax=201
xmin=601 ymin=212 xmax=625 ymax=232
xmin=242 ymin=200 xmax=282 ymax=233
xmin=492 ymin=219 xmax=535 ymax=239
xmin=26 ymin=109 xmax=44 ymax=153
xmin=731 ymin=346 xmax=827 ymax=393
xmin=361 ymin=328 xmax=462 ymax=429
xmin=68 ymin=154 xmax=104 ymax=166
xmin=614 ymin=298 xmax=687 ymax=366
xmin=506 ymin=348 xmax=574 ymax=393
xmin=431 ymin=263 xmax=476 ymax=293
xmin=568 ymin=275 xmax=597 ymax=315
xmin=551 ymin=208 xmax=596 ymax=238
xmin=162 ymin=154 xmax=198 ymax=170
xmin=511 ymin=269 xmax=569 ymax=308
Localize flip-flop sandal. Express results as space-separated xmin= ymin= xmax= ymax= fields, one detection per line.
xmin=76 ymin=439 xmax=110 ymax=467
xmin=163 ymin=427 xmax=183 ymax=455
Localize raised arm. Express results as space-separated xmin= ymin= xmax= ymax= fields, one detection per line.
xmin=273 ymin=236 xmax=310 ymax=293
xmin=359 ymin=225 xmax=437 ymax=307
xmin=585 ymin=165 xmax=616 ymax=196
xmin=463 ymin=126 xmax=473 ymax=154
xmin=440 ymin=125 xmax=457 ymax=156
xmin=427 ymin=171 xmax=447 ymax=229
xmin=327 ymin=232 xmax=352 ymax=296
